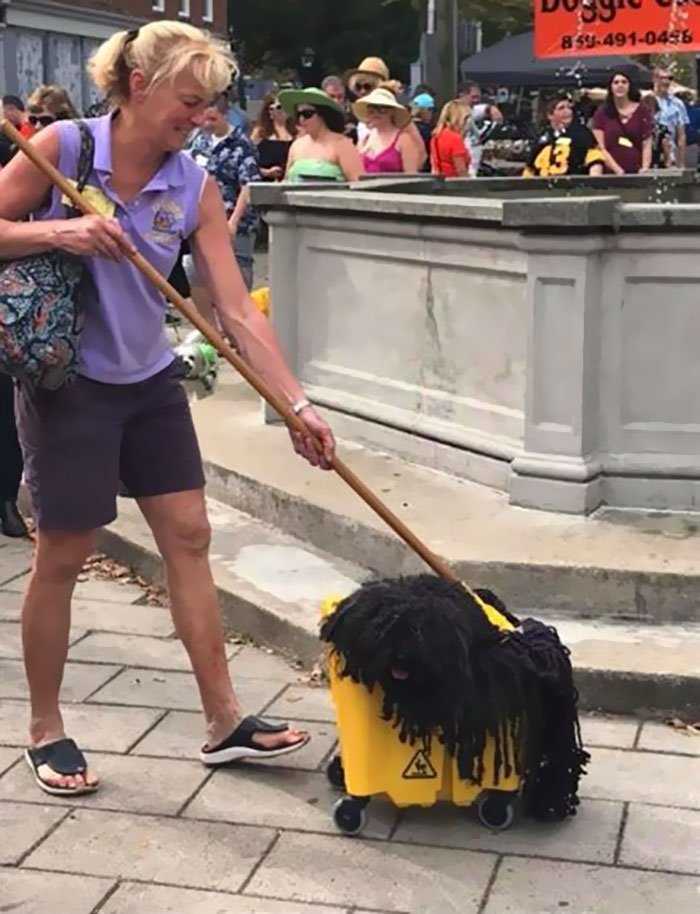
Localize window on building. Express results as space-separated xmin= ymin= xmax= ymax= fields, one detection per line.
xmin=203 ymin=0 xmax=214 ymax=22
xmin=152 ymin=0 xmax=165 ymax=11
xmin=178 ymin=0 xmax=191 ymax=18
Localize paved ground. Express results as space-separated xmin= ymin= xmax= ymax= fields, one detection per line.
xmin=1 ymin=537 xmax=699 ymax=914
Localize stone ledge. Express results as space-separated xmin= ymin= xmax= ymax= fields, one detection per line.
xmin=199 ymin=455 xmax=700 ymax=625
xmin=503 ymin=195 xmax=618 ymax=229
xmin=97 ymin=498 xmax=700 ymax=717
xmin=185 ymin=377 xmax=700 ymax=623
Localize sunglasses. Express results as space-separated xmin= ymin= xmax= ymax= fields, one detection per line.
xmin=269 ymin=103 xmax=283 ymax=111
xmin=296 ymin=108 xmax=317 ymax=121
xmin=367 ymin=105 xmax=391 ymax=114
xmin=355 ymin=82 xmax=375 ymax=93
xmin=28 ymin=114 xmax=55 ymax=127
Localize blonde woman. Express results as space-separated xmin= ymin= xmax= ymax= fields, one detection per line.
xmin=26 ymin=84 xmax=79 ymax=131
xmin=353 ymin=86 xmax=422 ymax=174
xmin=431 ymin=100 xmax=471 ymax=177
xmin=378 ymin=80 xmax=428 ymax=171
xmin=0 ymin=21 xmax=334 ymax=796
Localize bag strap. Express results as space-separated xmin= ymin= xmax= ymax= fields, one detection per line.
xmin=75 ymin=120 xmax=95 ymax=192
xmin=63 ymin=121 xmax=95 ymax=220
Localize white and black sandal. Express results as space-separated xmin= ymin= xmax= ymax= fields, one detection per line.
xmin=25 ymin=738 xmax=99 ymax=797
xmin=199 ymin=715 xmax=310 ymax=766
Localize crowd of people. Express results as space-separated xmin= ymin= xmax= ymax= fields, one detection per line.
xmin=524 ymin=67 xmax=696 ymax=179
xmin=1 ymin=58 xmax=698 ymax=542
xmin=3 ymin=60 xmax=695 ymax=298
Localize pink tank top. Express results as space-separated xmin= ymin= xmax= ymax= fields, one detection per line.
xmin=361 ymin=132 xmax=403 ymax=174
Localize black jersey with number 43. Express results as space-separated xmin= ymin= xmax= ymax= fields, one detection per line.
xmin=523 ymin=122 xmax=605 ymax=177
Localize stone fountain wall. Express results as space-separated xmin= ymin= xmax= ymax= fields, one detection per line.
xmin=252 ymin=177 xmax=700 ymax=514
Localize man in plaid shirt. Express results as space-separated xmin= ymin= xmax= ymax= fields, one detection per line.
xmin=185 ymin=93 xmax=260 ymax=291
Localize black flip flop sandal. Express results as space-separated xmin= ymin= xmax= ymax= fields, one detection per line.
xmin=25 ymin=738 xmax=99 ymax=797
xmin=199 ymin=715 xmax=310 ymax=766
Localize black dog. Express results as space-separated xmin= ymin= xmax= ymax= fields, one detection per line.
xmin=321 ymin=574 xmax=589 ymax=821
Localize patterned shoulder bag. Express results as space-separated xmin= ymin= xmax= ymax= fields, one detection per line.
xmin=0 ymin=121 xmax=95 ymax=390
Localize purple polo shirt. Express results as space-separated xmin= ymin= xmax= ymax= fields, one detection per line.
xmin=39 ymin=114 xmax=206 ymax=384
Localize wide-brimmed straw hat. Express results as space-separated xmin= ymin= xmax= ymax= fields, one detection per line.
xmin=352 ymin=87 xmax=411 ymax=129
xmin=278 ymin=87 xmax=344 ymax=118
xmin=345 ymin=56 xmax=390 ymax=93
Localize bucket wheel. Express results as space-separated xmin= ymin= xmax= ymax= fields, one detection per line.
xmin=332 ymin=796 xmax=369 ymax=836
xmin=326 ymin=755 xmax=346 ymax=791
xmin=476 ymin=791 xmax=517 ymax=831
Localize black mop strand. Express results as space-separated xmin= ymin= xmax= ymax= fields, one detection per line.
xmin=320 ymin=575 xmax=589 ymax=821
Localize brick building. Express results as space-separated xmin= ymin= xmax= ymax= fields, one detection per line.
xmin=0 ymin=0 xmax=228 ymax=113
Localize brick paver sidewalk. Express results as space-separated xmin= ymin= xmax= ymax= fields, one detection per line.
xmin=1 ymin=539 xmax=698 ymax=913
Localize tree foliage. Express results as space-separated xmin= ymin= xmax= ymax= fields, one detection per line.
xmin=459 ymin=0 xmax=532 ymax=36
xmin=229 ymin=0 xmax=421 ymax=83
xmin=462 ymin=0 xmax=532 ymax=46
xmin=393 ymin=0 xmax=532 ymax=46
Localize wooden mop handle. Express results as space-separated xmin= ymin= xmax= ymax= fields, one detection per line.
xmin=2 ymin=119 xmax=459 ymax=583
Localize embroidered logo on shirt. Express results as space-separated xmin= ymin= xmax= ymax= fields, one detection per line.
xmin=146 ymin=199 xmax=184 ymax=246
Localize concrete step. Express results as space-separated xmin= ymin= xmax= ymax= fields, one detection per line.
xmin=99 ymin=495 xmax=700 ymax=719
xmin=193 ymin=382 xmax=700 ymax=624
xmin=186 ymin=372 xmax=700 ymax=625
xmin=99 ymin=496 xmax=366 ymax=665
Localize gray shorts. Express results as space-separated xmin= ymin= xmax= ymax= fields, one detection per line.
xmin=16 ymin=361 xmax=205 ymax=531
xmin=184 ymin=232 xmax=254 ymax=291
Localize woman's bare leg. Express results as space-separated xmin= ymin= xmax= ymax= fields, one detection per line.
xmin=23 ymin=528 xmax=99 ymax=789
xmin=137 ymin=489 xmax=307 ymax=750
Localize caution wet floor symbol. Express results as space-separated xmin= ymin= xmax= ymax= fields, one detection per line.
xmin=402 ymin=749 xmax=437 ymax=780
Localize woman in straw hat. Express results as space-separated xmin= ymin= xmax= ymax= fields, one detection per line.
xmin=345 ymin=57 xmax=390 ymax=145
xmin=346 ymin=56 xmax=390 ymax=99
xmin=353 ymin=87 xmax=422 ymax=174
xmin=379 ymin=79 xmax=429 ymax=169
xmin=281 ymin=87 xmax=362 ymax=183
xmin=0 ymin=20 xmax=334 ymax=796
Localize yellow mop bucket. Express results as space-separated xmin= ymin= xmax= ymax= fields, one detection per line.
xmin=321 ymin=596 xmax=522 ymax=836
